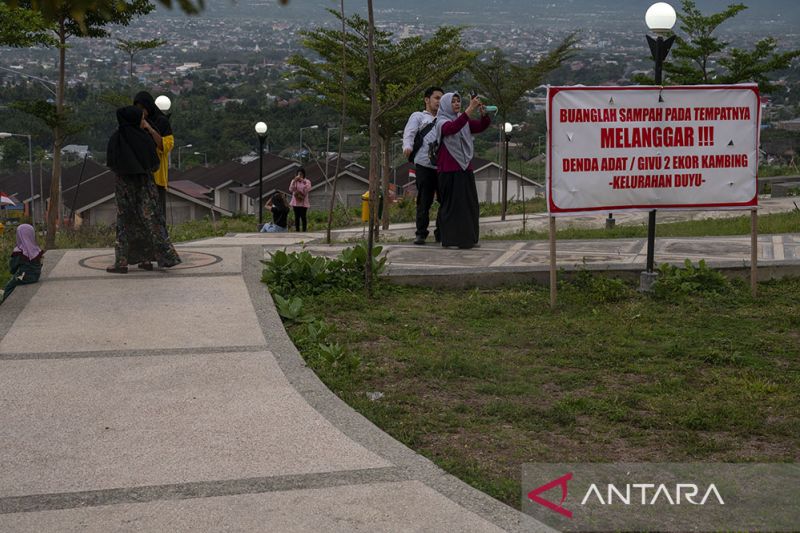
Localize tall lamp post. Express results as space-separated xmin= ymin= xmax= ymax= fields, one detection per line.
xmin=193 ymin=151 xmax=208 ymax=167
xmin=255 ymin=121 xmax=268 ymax=229
xmin=177 ymin=143 xmax=192 ymax=170
xmin=156 ymin=96 xmax=173 ymax=169
xmin=325 ymin=126 xmax=339 ymax=186
xmin=299 ymin=125 xmax=318 ymax=156
xmin=642 ymin=2 xmax=676 ymax=289
xmin=0 ymin=132 xmax=34 ymax=224
xmin=501 ymin=122 xmax=513 ymax=220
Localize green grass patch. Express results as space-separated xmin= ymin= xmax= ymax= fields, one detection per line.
xmin=488 ymin=209 xmax=800 ymax=241
xmin=283 ymin=277 xmax=800 ymax=509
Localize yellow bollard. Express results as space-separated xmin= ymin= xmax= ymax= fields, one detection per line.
xmin=361 ymin=191 xmax=370 ymax=223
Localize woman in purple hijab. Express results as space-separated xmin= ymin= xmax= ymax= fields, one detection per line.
xmin=1 ymin=223 xmax=45 ymax=303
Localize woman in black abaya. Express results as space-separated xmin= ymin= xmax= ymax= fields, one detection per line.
xmin=106 ymin=106 xmax=181 ymax=273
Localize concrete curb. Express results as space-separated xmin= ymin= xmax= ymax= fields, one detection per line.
xmin=241 ymin=246 xmax=554 ymax=533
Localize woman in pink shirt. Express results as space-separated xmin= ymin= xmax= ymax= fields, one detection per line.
xmin=288 ymin=168 xmax=311 ymax=232
xmin=434 ymin=92 xmax=492 ymax=249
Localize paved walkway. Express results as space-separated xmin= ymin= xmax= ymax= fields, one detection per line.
xmin=1 ymin=200 xmax=798 ymax=531
xmin=0 ymin=239 xmax=550 ymax=532
xmin=323 ymin=195 xmax=799 ymax=243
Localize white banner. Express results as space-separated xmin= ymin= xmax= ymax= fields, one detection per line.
xmin=547 ymin=85 xmax=760 ymax=215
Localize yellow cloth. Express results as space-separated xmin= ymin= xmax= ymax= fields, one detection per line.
xmin=154 ymin=134 xmax=174 ymax=187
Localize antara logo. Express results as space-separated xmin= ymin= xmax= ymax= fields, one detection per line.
xmin=528 ymin=473 xmax=725 ymax=518
xmin=528 ymin=473 xmax=573 ymax=518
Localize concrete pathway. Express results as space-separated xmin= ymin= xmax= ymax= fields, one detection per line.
xmin=0 ymin=239 xmax=550 ymax=532
xmin=324 ymin=195 xmax=799 ymax=243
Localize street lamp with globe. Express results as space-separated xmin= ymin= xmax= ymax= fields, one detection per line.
xmin=155 ymin=95 xmax=171 ymax=117
xmin=501 ymin=122 xmax=514 ymax=220
xmin=641 ymin=2 xmax=677 ymax=290
xmin=255 ymin=121 xmax=268 ymax=229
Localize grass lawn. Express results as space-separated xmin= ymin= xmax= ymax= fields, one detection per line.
xmin=487 ymin=209 xmax=800 ymax=241
xmin=290 ymin=277 xmax=800 ymax=509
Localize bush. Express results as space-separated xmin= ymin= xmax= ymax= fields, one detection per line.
xmin=565 ymin=269 xmax=633 ymax=303
xmin=653 ymin=259 xmax=730 ymax=300
xmin=261 ymin=241 xmax=386 ymax=297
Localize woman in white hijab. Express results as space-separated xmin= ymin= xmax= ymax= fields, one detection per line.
xmin=433 ymin=91 xmax=491 ymax=248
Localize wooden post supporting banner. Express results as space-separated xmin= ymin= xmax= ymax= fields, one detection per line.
xmin=751 ymin=208 xmax=758 ymax=298
xmin=549 ymin=216 xmax=557 ymax=308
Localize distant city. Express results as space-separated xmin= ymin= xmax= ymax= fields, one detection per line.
xmin=0 ymin=0 xmax=798 ymax=165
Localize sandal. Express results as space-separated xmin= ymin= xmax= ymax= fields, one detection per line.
xmin=138 ymin=262 xmax=154 ymax=271
xmin=106 ymin=266 xmax=128 ymax=274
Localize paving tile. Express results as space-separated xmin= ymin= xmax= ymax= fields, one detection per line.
xmin=0 ymin=277 xmax=266 ymax=353
xmin=0 ymin=351 xmax=389 ymax=498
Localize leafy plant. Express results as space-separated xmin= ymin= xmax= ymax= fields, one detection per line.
xmin=566 ymin=269 xmax=633 ymax=303
xmin=261 ymin=241 xmax=386 ymax=297
xmin=653 ymin=259 xmax=730 ymax=300
xmin=273 ymin=294 xmax=313 ymax=323
xmin=313 ymin=342 xmax=361 ymax=374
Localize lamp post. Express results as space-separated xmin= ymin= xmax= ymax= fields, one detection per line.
xmin=325 ymin=126 xmax=339 ymax=186
xmin=155 ymin=95 xmax=171 ymax=117
xmin=642 ymin=2 xmax=676 ymax=289
xmin=501 ymin=122 xmax=513 ymax=220
xmin=193 ymin=151 xmax=208 ymax=167
xmin=255 ymin=121 xmax=268 ymax=229
xmin=177 ymin=143 xmax=192 ymax=170
xmin=390 ymin=139 xmax=403 ymax=185
xmin=155 ymin=96 xmax=173 ymax=169
xmin=299 ymin=125 xmax=318 ymax=157
xmin=0 ymin=132 xmax=34 ymax=224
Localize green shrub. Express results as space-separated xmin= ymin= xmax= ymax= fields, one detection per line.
xmin=311 ymin=342 xmax=361 ymax=374
xmin=273 ymin=294 xmax=313 ymax=323
xmin=566 ymin=269 xmax=633 ymax=303
xmin=653 ymin=259 xmax=730 ymax=300
xmin=558 ymin=269 xmax=633 ymax=303
xmin=261 ymin=241 xmax=386 ymax=297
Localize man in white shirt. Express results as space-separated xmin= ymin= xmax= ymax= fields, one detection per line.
xmin=403 ymin=86 xmax=443 ymax=245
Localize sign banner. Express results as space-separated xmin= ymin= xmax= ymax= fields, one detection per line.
xmin=547 ymin=85 xmax=760 ymax=215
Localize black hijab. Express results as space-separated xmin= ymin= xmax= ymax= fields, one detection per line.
xmin=107 ymin=106 xmax=160 ymax=176
xmin=133 ymin=91 xmax=172 ymax=137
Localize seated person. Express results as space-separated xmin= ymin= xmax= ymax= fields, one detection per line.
xmin=2 ymin=223 xmax=45 ymax=303
xmin=261 ymin=192 xmax=290 ymax=233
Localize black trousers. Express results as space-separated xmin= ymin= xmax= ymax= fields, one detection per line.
xmin=415 ymin=164 xmax=440 ymax=240
xmin=293 ymin=206 xmax=308 ymax=232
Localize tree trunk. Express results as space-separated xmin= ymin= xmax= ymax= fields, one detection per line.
xmin=365 ymin=0 xmax=380 ymax=296
xmin=45 ymin=22 xmax=66 ymax=250
xmin=325 ymin=0 xmax=347 ymax=245
xmin=380 ymin=134 xmax=390 ymax=230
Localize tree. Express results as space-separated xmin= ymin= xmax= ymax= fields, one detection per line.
xmin=2 ymin=0 xmax=154 ymax=248
xmin=117 ymin=37 xmax=167 ymax=81
xmin=324 ymin=0 xmax=346 ymax=245
xmin=469 ymin=41 xmax=577 ymax=216
xmin=289 ymin=10 xmax=475 ymax=233
xmin=0 ymin=137 xmax=27 ymax=172
xmin=667 ymin=0 xmax=800 ymax=92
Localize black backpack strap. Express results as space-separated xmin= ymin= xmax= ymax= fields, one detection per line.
xmin=408 ymin=118 xmax=437 ymax=162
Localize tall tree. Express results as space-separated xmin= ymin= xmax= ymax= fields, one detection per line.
xmin=117 ymin=37 xmax=166 ymax=81
xmin=289 ymin=9 xmax=475 ymax=232
xmin=324 ymin=0 xmax=346 ymax=245
xmin=469 ymin=41 xmax=577 ymax=214
xmin=667 ymin=0 xmax=800 ymax=92
xmin=2 ymin=0 xmax=154 ymax=248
